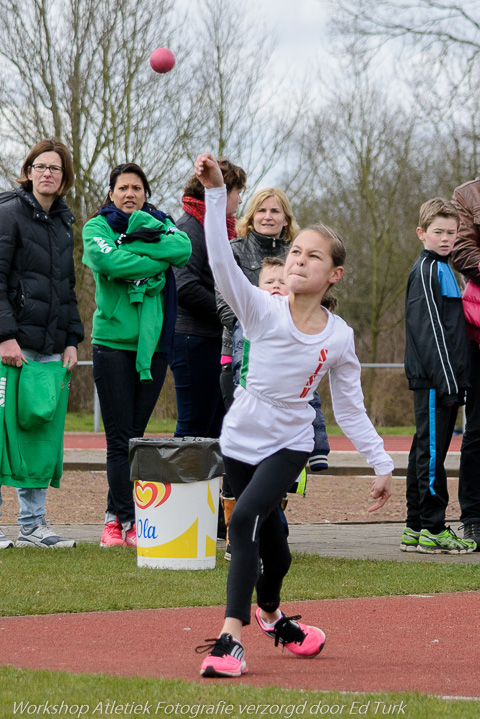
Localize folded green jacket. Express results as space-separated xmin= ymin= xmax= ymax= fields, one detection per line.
xmin=0 ymin=361 xmax=70 ymax=488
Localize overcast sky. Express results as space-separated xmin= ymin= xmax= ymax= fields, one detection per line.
xmin=177 ymin=0 xmax=330 ymax=84
xmin=258 ymin=0 xmax=330 ymax=77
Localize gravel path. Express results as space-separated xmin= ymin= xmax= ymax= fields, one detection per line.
xmin=0 ymin=471 xmax=462 ymax=525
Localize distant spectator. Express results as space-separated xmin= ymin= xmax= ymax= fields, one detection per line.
xmin=170 ymin=158 xmax=246 ymax=439
xmin=82 ymin=163 xmax=191 ymax=548
xmin=0 ymin=138 xmax=83 ymax=549
xmin=401 ymin=198 xmax=475 ymax=555
xmin=451 ymin=177 xmax=480 ymax=550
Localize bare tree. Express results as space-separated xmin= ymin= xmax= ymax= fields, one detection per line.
xmin=0 ymin=0 xmax=305 ymax=411
xmin=334 ymin=0 xmax=480 ymax=92
xmin=285 ymin=70 xmax=430 ymax=414
xmin=175 ymin=0 xmax=304 ymax=190
xmin=0 ymin=0 xmax=192 ymax=253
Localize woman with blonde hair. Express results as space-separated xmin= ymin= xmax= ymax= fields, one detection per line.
xmin=236 ymin=188 xmax=299 ymax=242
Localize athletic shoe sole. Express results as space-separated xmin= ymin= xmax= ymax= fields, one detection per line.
xmin=417 ymin=545 xmax=475 ymax=554
xmin=16 ymin=538 xmax=76 ymax=548
xmin=200 ymin=661 xmax=247 ymax=678
xmin=399 ymin=544 xmax=418 ymax=552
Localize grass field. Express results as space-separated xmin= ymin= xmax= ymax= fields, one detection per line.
xmin=1 ymin=547 xmax=479 ymax=717
xmin=64 ymin=412 xmax=416 ymax=436
xmin=1 ymin=546 xmax=480 ymax=617
xmin=2 ymin=421 xmax=472 ymax=716
xmin=2 ymin=667 xmax=479 ymax=719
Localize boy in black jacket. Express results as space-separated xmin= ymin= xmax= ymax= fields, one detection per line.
xmin=402 ymin=198 xmax=476 ymax=554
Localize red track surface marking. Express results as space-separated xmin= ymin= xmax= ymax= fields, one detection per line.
xmin=1 ymin=594 xmax=478 ymax=697
xmin=62 ymin=433 xmax=462 ymax=452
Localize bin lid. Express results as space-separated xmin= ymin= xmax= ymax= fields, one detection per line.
xmin=129 ymin=436 xmax=224 ymax=483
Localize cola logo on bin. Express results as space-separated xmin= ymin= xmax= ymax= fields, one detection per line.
xmin=134 ymin=481 xmax=171 ymax=509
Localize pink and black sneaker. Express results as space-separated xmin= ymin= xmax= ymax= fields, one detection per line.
xmin=255 ymin=608 xmax=326 ymax=657
xmin=196 ymin=633 xmax=247 ymax=678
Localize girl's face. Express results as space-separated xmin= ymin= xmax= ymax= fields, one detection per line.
xmin=284 ymin=230 xmax=343 ymax=295
xmin=109 ymin=172 xmax=146 ymax=214
xmin=253 ymin=195 xmax=288 ymax=237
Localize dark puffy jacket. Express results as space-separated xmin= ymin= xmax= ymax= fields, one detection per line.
xmin=0 ymin=187 xmax=84 ymax=354
xmin=216 ymin=229 xmax=291 ymax=354
xmin=173 ymin=212 xmax=222 ymax=338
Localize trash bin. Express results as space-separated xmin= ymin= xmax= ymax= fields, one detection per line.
xmin=129 ymin=437 xmax=224 ymax=570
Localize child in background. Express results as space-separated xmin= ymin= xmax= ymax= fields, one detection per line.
xmin=402 ymin=198 xmax=476 ymax=554
xmin=232 ymin=257 xmax=289 ymax=384
xmin=194 ymin=153 xmax=393 ymax=679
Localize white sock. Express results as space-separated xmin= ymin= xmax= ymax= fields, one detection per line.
xmin=260 ymin=611 xmax=282 ymax=628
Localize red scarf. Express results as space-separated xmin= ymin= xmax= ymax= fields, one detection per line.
xmin=182 ymin=196 xmax=237 ymax=239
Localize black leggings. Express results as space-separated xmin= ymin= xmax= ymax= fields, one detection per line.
xmin=223 ymin=448 xmax=309 ymax=625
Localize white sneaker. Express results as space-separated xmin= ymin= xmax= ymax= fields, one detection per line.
xmin=16 ymin=520 xmax=76 ymax=548
xmin=0 ymin=529 xmax=14 ymax=549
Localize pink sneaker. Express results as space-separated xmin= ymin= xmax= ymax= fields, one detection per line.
xmin=255 ymin=608 xmax=326 ymax=657
xmin=100 ymin=521 xmax=123 ymax=547
xmin=196 ymin=634 xmax=247 ymax=678
xmin=124 ymin=523 xmax=137 ymax=548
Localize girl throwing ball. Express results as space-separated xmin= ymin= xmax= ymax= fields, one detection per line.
xmin=194 ymin=153 xmax=393 ymax=678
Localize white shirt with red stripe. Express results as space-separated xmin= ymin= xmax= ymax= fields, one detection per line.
xmin=205 ymin=186 xmax=393 ymax=475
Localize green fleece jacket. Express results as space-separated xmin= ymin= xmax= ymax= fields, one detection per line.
xmin=0 ymin=361 xmax=70 ymax=488
xmin=82 ymin=211 xmax=191 ymax=381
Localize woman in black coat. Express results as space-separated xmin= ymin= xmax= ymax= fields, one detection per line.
xmin=0 ymin=138 xmax=83 ymax=550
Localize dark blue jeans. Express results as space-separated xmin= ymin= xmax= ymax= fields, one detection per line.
xmin=459 ymin=339 xmax=480 ymax=523
xmin=93 ymin=345 xmax=168 ymax=524
xmin=170 ymin=332 xmax=225 ymax=438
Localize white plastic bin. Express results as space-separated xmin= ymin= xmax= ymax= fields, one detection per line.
xmin=129 ymin=437 xmax=223 ymax=570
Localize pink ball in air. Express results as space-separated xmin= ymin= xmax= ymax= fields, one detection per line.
xmin=150 ymin=48 xmax=175 ymax=74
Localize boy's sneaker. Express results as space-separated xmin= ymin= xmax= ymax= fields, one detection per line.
xmin=16 ymin=520 xmax=76 ymax=548
xmin=255 ymin=608 xmax=326 ymax=657
xmin=417 ymin=526 xmax=477 ymax=554
xmin=100 ymin=520 xmax=124 ymax=547
xmin=124 ymin=523 xmax=137 ymax=548
xmin=196 ymin=633 xmax=247 ymax=678
xmin=0 ymin=529 xmax=14 ymax=549
xmin=462 ymin=522 xmax=480 ymax=551
xmin=224 ymin=542 xmax=232 ymax=561
xmin=399 ymin=527 xmax=420 ymax=552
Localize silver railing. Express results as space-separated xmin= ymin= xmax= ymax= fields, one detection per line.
xmin=77 ymin=361 xmax=408 ymax=434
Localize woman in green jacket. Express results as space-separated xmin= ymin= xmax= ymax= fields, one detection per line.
xmin=83 ymin=163 xmax=191 ymax=547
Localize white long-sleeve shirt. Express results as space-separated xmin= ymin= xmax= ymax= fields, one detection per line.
xmin=205 ymin=186 xmax=393 ymax=475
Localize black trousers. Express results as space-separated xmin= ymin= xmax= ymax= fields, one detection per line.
xmin=223 ymin=448 xmax=308 ymax=625
xmin=459 ymin=340 xmax=480 ymax=523
xmin=406 ymin=389 xmax=458 ymax=533
xmin=93 ymin=345 xmax=168 ymax=524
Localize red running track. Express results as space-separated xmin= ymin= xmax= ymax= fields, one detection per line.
xmin=1 ymin=593 xmax=478 ymax=698
xmin=63 ymin=433 xmax=463 ymax=452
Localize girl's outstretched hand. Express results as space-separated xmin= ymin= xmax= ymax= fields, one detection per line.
xmin=194 ymin=153 xmax=224 ymax=189
xmin=368 ymin=473 xmax=392 ymax=512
